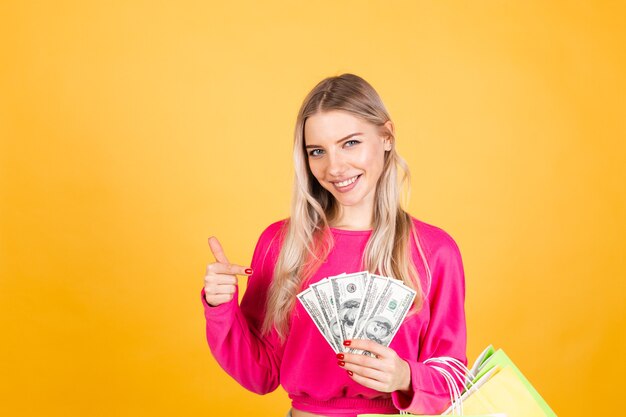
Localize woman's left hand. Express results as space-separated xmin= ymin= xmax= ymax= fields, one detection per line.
xmin=338 ymin=339 xmax=412 ymax=393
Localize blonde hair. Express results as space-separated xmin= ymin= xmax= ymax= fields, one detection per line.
xmin=262 ymin=73 xmax=432 ymax=341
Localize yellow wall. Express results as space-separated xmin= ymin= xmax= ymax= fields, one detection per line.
xmin=1 ymin=2 xmax=624 ymax=416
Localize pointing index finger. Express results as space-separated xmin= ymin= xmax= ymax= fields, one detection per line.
xmin=208 ymin=236 xmax=229 ymax=264
xmin=209 ymin=263 xmax=252 ymax=277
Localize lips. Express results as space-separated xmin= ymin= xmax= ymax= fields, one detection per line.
xmin=331 ymin=174 xmax=362 ymax=193
xmin=333 ymin=175 xmax=359 ymax=187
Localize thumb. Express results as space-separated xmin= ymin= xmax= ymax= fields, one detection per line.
xmin=207 ymin=236 xmax=254 ymax=276
xmin=208 ymin=236 xmax=230 ymax=264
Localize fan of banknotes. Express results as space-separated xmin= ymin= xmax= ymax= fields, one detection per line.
xmin=297 ymin=271 xmax=416 ymax=354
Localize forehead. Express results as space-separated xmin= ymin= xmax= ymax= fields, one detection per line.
xmin=304 ymin=110 xmax=375 ymax=143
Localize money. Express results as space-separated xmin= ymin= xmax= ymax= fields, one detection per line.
xmin=330 ymin=272 xmax=369 ymax=342
xmin=297 ymin=287 xmax=339 ymax=352
xmin=349 ymin=279 xmax=416 ymax=355
xmin=297 ymin=271 xmax=416 ymax=355
xmin=351 ymin=273 xmax=391 ymax=342
xmin=310 ymin=278 xmax=344 ymax=352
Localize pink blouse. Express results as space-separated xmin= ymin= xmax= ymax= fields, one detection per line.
xmin=200 ymin=216 xmax=467 ymax=416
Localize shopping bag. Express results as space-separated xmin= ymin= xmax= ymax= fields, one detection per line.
xmin=358 ymin=345 xmax=557 ymax=417
xmin=441 ymin=347 xmax=557 ymax=417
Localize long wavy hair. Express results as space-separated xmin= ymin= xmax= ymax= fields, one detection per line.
xmin=262 ymin=73 xmax=432 ymax=341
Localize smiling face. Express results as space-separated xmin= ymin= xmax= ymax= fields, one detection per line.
xmin=303 ymin=110 xmax=393 ymax=219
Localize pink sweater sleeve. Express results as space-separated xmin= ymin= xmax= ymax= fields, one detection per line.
xmin=200 ymin=222 xmax=284 ymax=395
xmin=391 ymin=231 xmax=468 ymax=414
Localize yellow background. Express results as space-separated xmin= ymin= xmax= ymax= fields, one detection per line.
xmin=1 ymin=1 xmax=624 ymax=416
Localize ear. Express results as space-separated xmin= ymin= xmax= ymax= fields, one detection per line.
xmin=382 ymin=120 xmax=394 ymax=151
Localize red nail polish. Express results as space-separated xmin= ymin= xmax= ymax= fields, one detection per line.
xmin=245 ymin=268 xmax=253 ymax=274
xmin=348 ymin=371 xmax=353 ymax=376
xmin=343 ymin=340 xmax=351 ymax=346
xmin=336 ymin=353 xmax=344 ymax=359
xmin=337 ymin=361 xmax=345 ymax=367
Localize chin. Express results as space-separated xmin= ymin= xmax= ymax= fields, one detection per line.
xmin=323 ymin=185 xmax=368 ymax=207
xmin=332 ymin=196 xmax=362 ymax=207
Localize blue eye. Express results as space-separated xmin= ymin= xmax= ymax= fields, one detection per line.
xmin=345 ymin=139 xmax=360 ymax=147
xmin=309 ymin=149 xmax=324 ymax=157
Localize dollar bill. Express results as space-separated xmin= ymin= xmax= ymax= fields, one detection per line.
xmin=311 ymin=278 xmax=344 ymax=352
xmin=330 ymin=271 xmax=369 ymax=342
xmin=297 ymin=287 xmax=338 ymax=352
xmin=351 ymin=273 xmax=392 ymax=341
xmin=350 ymin=278 xmax=416 ymax=355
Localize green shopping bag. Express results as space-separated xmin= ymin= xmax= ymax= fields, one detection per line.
xmin=358 ymin=345 xmax=557 ymax=417
xmin=448 ymin=347 xmax=557 ymax=417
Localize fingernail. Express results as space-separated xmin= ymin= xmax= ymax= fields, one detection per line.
xmin=245 ymin=268 xmax=253 ymax=274
xmin=347 ymin=371 xmax=353 ymax=376
xmin=337 ymin=361 xmax=345 ymax=367
xmin=343 ymin=340 xmax=351 ymax=346
xmin=336 ymin=353 xmax=344 ymax=359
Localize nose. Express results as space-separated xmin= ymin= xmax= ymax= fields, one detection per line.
xmin=327 ymin=151 xmax=348 ymax=178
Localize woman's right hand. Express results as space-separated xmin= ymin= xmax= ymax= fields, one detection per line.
xmin=204 ymin=236 xmax=253 ymax=307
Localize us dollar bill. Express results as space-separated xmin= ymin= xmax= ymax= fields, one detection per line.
xmin=349 ymin=274 xmax=391 ymax=357
xmin=350 ymin=278 xmax=416 ymax=355
xmin=297 ymin=287 xmax=338 ymax=352
xmin=351 ymin=274 xmax=392 ymax=341
xmin=330 ymin=271 xmax=369 ymax=342
xmin=311 ymin=278 xmax=344 ymax=352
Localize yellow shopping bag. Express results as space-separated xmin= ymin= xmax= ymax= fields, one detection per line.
xmin=444 ymin=347 xmax=557 ymax=417
xmin=358 ymin=345 xmax=557 ymax=417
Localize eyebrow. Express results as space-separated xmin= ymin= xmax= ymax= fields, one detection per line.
xmin=305 ymin=132 xmax=363 ymax=148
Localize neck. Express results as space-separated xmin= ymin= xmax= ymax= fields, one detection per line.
xmin=329 ymin=204 xmax=373 ymax=230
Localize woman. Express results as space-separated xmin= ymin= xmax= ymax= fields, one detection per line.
xmin=201 ymin=73 xmax=467 ymax=416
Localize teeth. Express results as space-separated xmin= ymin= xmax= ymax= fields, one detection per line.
xmin=335 ymin=176 xmax=358 ymax=187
